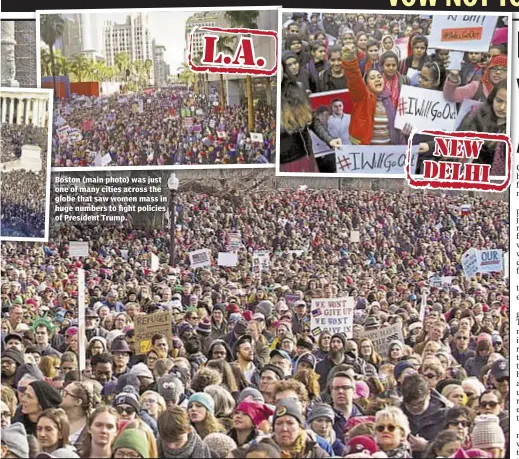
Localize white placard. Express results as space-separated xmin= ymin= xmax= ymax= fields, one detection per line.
xmin=350 ymin=231 xmax=360 ymax=243
xmin=447 ymin=51 xmax=464 ymax=71
xmin=94 ymin=152 xmax=102 ymax=167
xmin=78 ymin=268 xmax=86 ymax=373
xmin=218 ymin=252 xmax=238 ymax=267
xmin=477 ymin=249 xmax=503 ymax=274
xmin=69 ymin=241 xmax=89 ymax=258
xmin=151 ymin=253 xmax=159 ymax=272
xmin=287 ymin=250 xmax=305 ymax=257
xmin=462 ymin=247 xmax=479 ymax=279
xmin=250 ymin=132 xmax=264 ymax=143
xmin=503 ymin=252 xmax=509 ymax=278
xmin=252 ymin=250 xmax=270 ymax=277
xmin=419 ymin=294 xmax=427 ymax=322
xmin=428 ymin=15 xmax=498 ymax=52
xmin=362 ymin=322 xmax=405 ymax=356
xmin=189 ymin=249 xmax=211 ymax=269
xmin=196 ymin=108 xmax=204 ymax=116
xmin=406 ymin=68 xmax=420 ymax=86
xmin=101 ymin=153 xmax=112 ymax=166
xmin=454 ymin=99 xmax=482 ymax=130
xmin=335 ymin=145 xmax=419 ymax=175
xmin=209 ymin=119 xmax=216 ymax=129
xmin=311 ymin=297 xmax=354 ymax=338
xmin=395 ymin=85 xmax=458 ymax=133
xmin=121 ymin=249 xmax=129 ymax=259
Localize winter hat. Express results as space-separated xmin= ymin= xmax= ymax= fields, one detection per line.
xmin=129 ymin=363 xmax=153 ymax=379
xmin=178 ymin=322 xmax=194 ymax=338
xmin=346 ymin=435 xmax=379 ymax=456
xmin=14 ymin=363 xmax=44 ymax=388
xmin=471 ymin=415 xmax=505 ymax=450
xmin=188 ymin=392 xmax=215 ymax=415
xmin=235 ymin=401 xmax=274 ymax=428
xmin=1 ymin=348 xmax=25 ymax=366
xmin=203 ymin=433 xmax=237 ymax=458
xmin=112 ymin=429 xmax=149 ymax=459
xmin=394 ymin=361 xmax=415 ymax=381
xmin=353 ymin=380 xmax=370 ymax=400
xmin=256 ymin=300 xmax=273 ymax=317
xmin=282 ymin=50 xmax=297 ymax=66
xmin=1 ymin=422 xmax=29 ymax=458
xmin=88 ymin=336 xmax=107 ymax=350
xmin=196 ymin=318 xmax=212 ymax=335
xmin=307 ymin=403 xmax=335 ymax=424
xmin=238 ymin=387 xmax=265 ymax=403
xmin=113 ymin=386 xmax=140 ymax=412
xmin=331 ymin=333 xmax=346 ymax=348
xmin=490 ymin=358 xmax=509 ymax=381
xmin=436 ymin=378 xmax=462 ymax=395
xmin=28 ymin=380 xmax=62 ymax=410
xmin=297 ymin=353 xmax=317 ymax=370
xmin=233 ymin=319 xmax=248 ymax=336
xmin=273 ymin=399 xmax=305 ymax=426
xmin=388 ymin=339 xmax=404 ymax=351
xmin=158 ymin=373 xmax=183 ymax=403
xmin=260 ymin=363 xmax=284 ymax=381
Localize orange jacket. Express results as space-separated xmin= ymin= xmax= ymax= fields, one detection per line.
xmin=342 ymin=58 xmax=377 ymax=145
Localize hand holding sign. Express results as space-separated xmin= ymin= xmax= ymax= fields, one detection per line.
xmin=330 ymin=138 xmax=342 ymax=149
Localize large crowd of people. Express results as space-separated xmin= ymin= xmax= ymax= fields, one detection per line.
xmin=1 ymin=123 xmax=48 ymax=238
xmin=53 ymin=88 xmax=276 ymax=167
xmin=1 ymin=180 xmax=509 ymax=458
xmin=279 ymin=13 xmax=508 ymax=174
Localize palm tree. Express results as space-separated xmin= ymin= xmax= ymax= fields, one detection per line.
xmin=115 ymin=52 xmax=131 ymax=82
xmin=40 ymin=14 xmax=65 ymax=95
xmin=225 ymin=11 xmax=260 ymax=131
xmin=214 ymin=35 xmax=235 ymax=105
xmin=177 ymin=62 xmax=195 ymax=89
xmin=70 ymin=54 xmax=93 ymax=83
xmin=132 ymin=60 xmax=145 ymax=88
xmin=143 ymin=59 xmax=153 ymax=87
xmin=40 ymin=48 xmax=52 ymax=77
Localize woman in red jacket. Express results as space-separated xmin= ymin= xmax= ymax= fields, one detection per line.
xmin=341 ymin=43 xmax=406 ymax=146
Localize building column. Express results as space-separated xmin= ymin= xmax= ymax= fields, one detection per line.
xmin=32 ymin=98 xmax=39 ymax=126
xmin=1 ymin=97 xmax=6 ymax=123
xmin=24 ymin=98 xmax=30 ymax=124
xmin=39 ymin=99 xmax=45 ymax=127
xmin=17 ymin=97 xmax=24 ymax=125
xmin=8 ymin=97 xmax=15 ymax=124
xmin=1 ymin=21 xmax=20 ymax=87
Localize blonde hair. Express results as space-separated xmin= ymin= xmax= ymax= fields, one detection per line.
xmin=375 ymin=406 xmax=410 ymax=438
xmin=39 ymin=355 xmax=61 ymax=379
xmin=140 ymin=391 xmax=166 ymax=419
xmin=123 ymin=418 xmax=159 ymax=458
xmin=204 ymin=385 xmax=236 ymax=418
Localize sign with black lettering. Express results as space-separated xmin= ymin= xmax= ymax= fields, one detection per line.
xmin=134 ymin=311 xmax=172 ymax=355
xmin=310 ymin=297 xmax=354 ymax=338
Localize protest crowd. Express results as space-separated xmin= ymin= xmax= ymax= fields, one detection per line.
xmin=1 ymin=123 xmax=48 ymax=238
xmin=279 ymin=13 xmax=508 ymax=174
xmin=53 ymin=88 xmax=276 ymax=167
xmin=0 ymin=181 xmax=510 ymax=458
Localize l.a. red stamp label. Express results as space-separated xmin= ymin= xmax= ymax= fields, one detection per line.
xmin=188 ymin=26 xmax=277 ymax=76
xmin=405 ymin=129 xmax=511 ymax=192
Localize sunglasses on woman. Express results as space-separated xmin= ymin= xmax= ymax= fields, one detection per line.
xmin=480 ymin=401 xmax=498 ymax=409
xmin=116 ymin=406 xmax=136 ymax=415
xmin=376 ymin=424 xmax=397 ymax=433
xmin=448 ymin=420 xmax=469 ymax=428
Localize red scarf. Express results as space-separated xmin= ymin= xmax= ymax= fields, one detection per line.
xmin=384 ymin=74 xmax=400 ymax=108
xmin=481 ymin=54 xmax=508 ymax=93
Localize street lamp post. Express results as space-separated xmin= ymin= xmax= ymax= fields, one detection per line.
xmin=167 ymin=172 xmax=180 ymax=267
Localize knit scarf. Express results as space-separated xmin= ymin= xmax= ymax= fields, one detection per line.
xmin=491 ymin=141 xmax=506 ymax=176
xmin=158 ymin=431 xmax=207 ymax=459
xmin=376 ymin=89 xmax=402 ymax=146
xmin=481 ymin=55 xmax=508 ymax=94
xmin=383 ymin=74 xmax=400 ymax=108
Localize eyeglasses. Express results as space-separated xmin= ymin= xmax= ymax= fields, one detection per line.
xmin=480 ymin=400 xmax=498 ymax=409
xmin=331 ymin=385 xmax=354 ymax=392
xmin=142 ymin=398 xmax=157 ymax=404
xmin=376 ymin=424 xmax=397 ymax=433
xmin=423 ymin=373 xmax=438 ymax=379
xmin=116 ymin=406 xmax=136 ymax=415
xmin=448 ymin=420 xmax=469 ymax=428
xmin=114 ymin=451 xmax=142 ymax=459
xmin=490 ymin=66 xmax=506 ymax=73
xmin=62 ymin=389 xmax=81 ymax=399
xmin=465 ymin=392 xmax=475 ymax=398
xmin=495 ymin=377 xmax=509 ymax=383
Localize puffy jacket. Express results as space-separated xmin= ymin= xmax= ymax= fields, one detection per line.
xmin=402 ymin=390 xmax=448 ymax=442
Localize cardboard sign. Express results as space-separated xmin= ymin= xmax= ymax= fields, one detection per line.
xmin=350 ymin=231 xmax=360 ymax=243
xmin=82 ymin=120 xmax=93 ymax=131
xmin=477 ymin=249 xmax=503 ymax=274
xmin=428 ymin=15 xmax=498 ymax=52
xmin=69 ymin=241 xmax=89 ymax=258
xmin=188 ymin=249 xmax=211 ymax=269
xmin=310 ymin=297 xmax=354 ymax=338
xmin=462 ymin=247 xmax=479 ymax=279
xmin=218 ymin=252 xmax=238 ymax=267
xmin=250 ymin=132 xmax=264 ymax=143
xmin=252 ymin=250 xmax=270 ymax=277
xmin=78 ymin=268 xmax=86 ymax=372
xmin=362 ymin=322 xmax=405 ymax=356
xmin=335 ymin=145 xmax=419 ymax=176
xmin=135 ymin=311 xmax=172 ymax=354
xmin=395 ymin=85 xmax=458 ymax=132
xmin=151 ymin=253 xmax=159 ymax=272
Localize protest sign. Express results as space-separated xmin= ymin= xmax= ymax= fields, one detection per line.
xmin=250 ymin=132 xmax=264 ymax=143
xmin=419 ymin=294 xmax=427 ymax=322
xmin=252 ymin=251 xmax=270 ymax=277
xmin=69 ymin=241 xmax=89 ymax=258
xmin=362 ymin=323 xmax=405 ymax=356
xmin=217 ymin=131 xmax=227 ymax=139
xmin=335 ymin=145 xmax=419 ymax=176
xmin=209 ymin=119 xmax=216 ymax=129
xmin=135 ymin=311 xmax=172 ymax=354
xmin=454 ymin=99 xmax=482 ymax=130
xmin=55 ymin=116 xmax=66 ymax=127
xmin=447 ymin=51 xmax=464 ymax=71
xmin=94 ymin=152 xmax=102 ymax=167
xmin=309 ymin=89 xmax=353 ymax=114
xmin=311 ymin=130 xmax=336 ymax=158
xmin=310 ymin=297 xmax=354 ymax=338
xmin=227 ymin=232 xmax=242 ymax=251
xmin=188 ymin=249 xmax=211 ymax=269
xmin=462 ymin=247 xmax=479 ymax=279
xmin=350 ymin=231 xmax=360 ymax=243
xmin=151 ymin=253 xmax=159 ymax=272
xmin=192 ymin=124 xmax=202 ymax=133
xmin=504 ymin=252 xmax=509 ymax=278
xmin=461 ymin=203 xmax=472 ymax=216
xmin=138 ymin=99 xmax=144 ymax=113
xmin=196 ymin=108 xmax=204 ymax=116
xmin=101 ymin=153 xmax=112 ymax=166
xmin=429 ymin=276 xmax=454 ymax=287
xmin=183 ymin=117 xmax=194 ymax=128
xmin=285 ymin=294 xmax=301 ymax=305
xmin=395 ymin=37 xmax=409 ymax=61
xmin=395 ymin=85 xmax=458 ymax=132
xmin=406 ymin=68 xmax=420 ymax=86
xmin=477 ymin=249 xmax=503 ymax=274
xmin=428 ymin=15 xmax=498 ymax=52
xmin=120 ymin=249 xmax=129 ymax=259
xmin=78 ymin=269 xmax=86 ymax=372
xmin=218 ymin=252 xmax=238 ymax=267
xmin=287 ymin=250 xmax=305 ymax=257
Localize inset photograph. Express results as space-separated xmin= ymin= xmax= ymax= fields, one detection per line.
xmin=278 ymin=11 xmax=510 ymax=177
xmin=36 ymin=8 xmax=278 ymax=168
xmin=1 ymin=87 xmax=53 ymax=241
